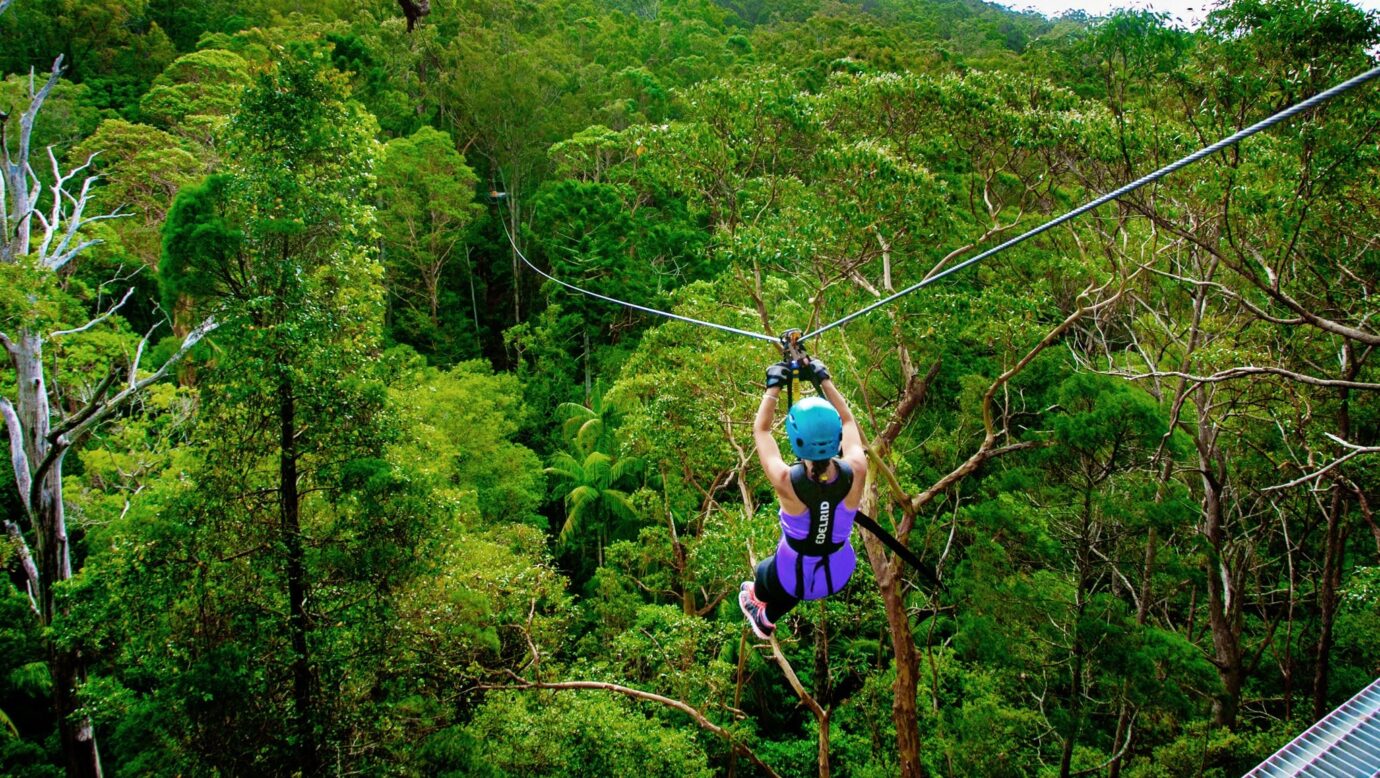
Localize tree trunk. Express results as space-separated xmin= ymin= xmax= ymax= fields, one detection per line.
xmin=1059 ymin=496 xmax=1093 ymax=778
xmin=1311 ymin=487 xmax=1344 ymax=721
xmin=1312 ymin=363 xmax=1354 ymax=721
xmin=3 ymin=55 xmax=201 ymax=778
xmin=12 ymin=328 xmax=104 ymax=778
xmin=1058 ymin=644 xmax=1085 ymax=778
xmin=279 ymin=378 xmax=317 ymax=775
xmin=1109 ymin=527 xmax=1156 ymax=778
xmin=858 ymin=363 xmax=940 ymax=778
xmin=1202 ymin=466 xmax=1242 ymax=729
xmin=859 ymin=526 xmax=926 ymax=778
xmin=52 ymin=643 xmax=102 ymax=778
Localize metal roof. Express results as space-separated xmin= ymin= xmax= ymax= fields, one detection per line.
xmin=1246 ymin=677 xmax=1380 ymax=778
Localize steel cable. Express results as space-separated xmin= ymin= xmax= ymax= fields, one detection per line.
xmin=499 ymin=64 xmax=1380 ymax=348
xmin=500 ymin=217 xmax=779 ymax=343
xmin=801 ymin=63 xmax=1380 ymax=343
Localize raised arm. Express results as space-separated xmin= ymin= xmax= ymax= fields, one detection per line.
xmin=818 ymin=377 xmax=865 ymax=470
xmin=753 ymin=377 xmax=792 ymax=490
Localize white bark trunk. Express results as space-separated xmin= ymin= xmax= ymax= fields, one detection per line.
xmin=1 ymin=46 xmax=214 ymax=778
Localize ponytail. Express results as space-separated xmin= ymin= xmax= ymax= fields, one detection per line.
xmin=807 ymin=459 xmax=831 ymax=484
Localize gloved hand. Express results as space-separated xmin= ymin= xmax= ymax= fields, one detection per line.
xmin=803 ymin=359 xmax=830 ymax=387
xmin=765 ymin=362 xmax=792 ymax=389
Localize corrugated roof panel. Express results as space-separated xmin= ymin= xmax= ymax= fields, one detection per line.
xmin=1246 ymin=677 xmax=1380 ymax=778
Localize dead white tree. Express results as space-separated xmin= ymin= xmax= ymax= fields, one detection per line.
xmin=1 ymin=56 xmax=215 ymax=778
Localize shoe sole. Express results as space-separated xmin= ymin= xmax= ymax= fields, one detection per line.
xmin=738 ymin=589 xmax=773 ymax=640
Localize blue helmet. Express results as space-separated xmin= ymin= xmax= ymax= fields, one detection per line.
xmin=785 ymin=397 xmax=842 ymax=461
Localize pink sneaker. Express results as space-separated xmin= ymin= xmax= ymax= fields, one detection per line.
xmin=738 ymin=581 xmax=775 ymax=639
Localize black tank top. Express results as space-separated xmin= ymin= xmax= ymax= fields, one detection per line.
xmin=784 ymin=459 xmax=852 ymax=557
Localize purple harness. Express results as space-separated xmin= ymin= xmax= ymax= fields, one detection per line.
xmin=776 ymin=460 xmax=858 ymax=600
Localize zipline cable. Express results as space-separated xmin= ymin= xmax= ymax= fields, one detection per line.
xmin=499 ymin=216 xmax=779 ymax=343
xmin=800 ymin=63 xmax=1380 ymax=343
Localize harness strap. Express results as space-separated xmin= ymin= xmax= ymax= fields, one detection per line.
xmin=791 ymin=551 xmax=837 ymax=600
xmin=853 ymin=512 xmax=942 ymax=590
xmin=785 ymin=459 xmax=853 ymax=599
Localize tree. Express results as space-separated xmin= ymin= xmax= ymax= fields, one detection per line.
xmin=1067 ymin=0 xmax=1380 ymax=729
xmin=375 ymin=126 xmax=484 ymax=362
xmin=1 ymin=53 xmax=213 ymax=778
xmin=138 ymin=48 xmax=252 ymax=149
xmin=68 ymin=120 xmax=201 ymax=272
xmin=464 ymin=690 xmax=714 ymax=776
xmin=0 ymin=0 xmax=176 ymax=112
xmin=545 ymin=402 xmax=646 ymax=568
xmin=160 ymin=44 xmax=382 ymax=775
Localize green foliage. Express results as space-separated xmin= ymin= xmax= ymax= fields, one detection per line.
xmin=545 ymin=385 xmax=647 ymax=570
xmin=464 ymin=691 xmax=714 ymax=777
xmin=386 ymin=352 xmax=546 ymax=526
xmin=70 ymin=119 xmax=202 ymax=271
xmin=1047 ymin=371 xmax=1171 ymax=481
xmin=0 ymin=591 xmax=58 ymax=774
xmin=375 ymin=126 xmax=486 ymax=362
xmin=529 ymin=177 xmax=709 ymax=334
xmin=1122 ymin=719 xmax=1297 ymax=778
xmin=162 ymin=43 xmax=382 ymax=336
xmin=138 ymin=48 xmax=251 ymax=146
xmin=7 ymin=1 xmax=1380 ymax=775
xmin=147 ymin=0 xmax=255 ymax=51
xmin=0 ymin=0 xmax=176 ymax=112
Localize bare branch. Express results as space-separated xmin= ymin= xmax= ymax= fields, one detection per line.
xmin=128 ymin=323 xmax=154 ymax=390
xmin=68 ymin=317 xmax=216 ymax=442
xmin=866 ymin=445 xmax=913 ymax=514
xmin=766 ymin=633 xmax=831 ymax=775
xmin=46 ymin=368 xmax=118 ymax=447
xmin=721 ymin=409 xmax=755 ymax=520
xmin=32 ymin=317 xmax=216 ymax=492
xmin=1265 ymin=436 xmax=1380 ymax=492
xmin=1326 ymin=432 xmax=1380 ymax=452
xmin=1072 ymin=711 xmax=1136 ymax=776
xmin=849 ymin=268 xmax=880 ymax=297
xmin=14 ymin=58 xmax=63 ymax=188
xmin=0 ymin=331 xmax=16 ymax=363
xmin=1144 ymin=265 xmax=1307 ymax=326
xmin=1121 ymin=367 xmax=1380 ymax=392
xmin=1 ymin=397 xmax=32 ymax=512
xmin=876 ymin=359 xmax=941 ymax=447
xmin=37 ymin=149 xmax=124 ymax=271
xmin=768 ymin=632 xmax=827 ymax=713
xmin=47 ymin=237 xmax=112 ymax=271
xmin=3 ymin=519 xmax=40 ymax=618
xmin=485 ymin=679 xmax=783 ymax=778
xmin=1133 ymin=206 xmax=1380 ymax=346
xmin=909 ymin=284 xmax=1130 ymax=514
xmin=51 ymin=287 xmax=135 ymax=338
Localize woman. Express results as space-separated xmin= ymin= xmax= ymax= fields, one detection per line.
xmin=738 ymin=359 xmax=868 ymax=639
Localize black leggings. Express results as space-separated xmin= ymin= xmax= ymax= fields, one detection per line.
xmin=754 ymin=556 xmax=800 ymax=623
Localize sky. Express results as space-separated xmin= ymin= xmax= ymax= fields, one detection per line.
xmin=999 ymin=0 xmax=1380 ymax=29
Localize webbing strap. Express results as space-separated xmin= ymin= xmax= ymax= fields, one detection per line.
xmin=854 ymin=512 xmax=941 ymax=590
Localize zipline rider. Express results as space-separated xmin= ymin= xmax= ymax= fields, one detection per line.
xmin=739 ymin=358 xmax=868 ymax=639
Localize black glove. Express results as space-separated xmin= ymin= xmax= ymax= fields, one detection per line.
xmin=765 ymin=362 xmax=792 ymax=389
xmin=803 ymin=359 xmax=830 ymax=387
